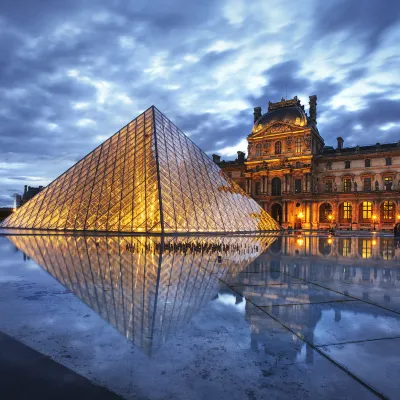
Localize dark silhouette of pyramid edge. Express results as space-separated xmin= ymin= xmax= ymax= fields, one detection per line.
xmin=0 ymin=106 xmax=279 ymax=233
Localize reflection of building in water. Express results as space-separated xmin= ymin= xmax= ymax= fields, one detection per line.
xmin=228 ymin=235 xmax=400 ymax=363
xmin=7 ymin=234 xmax=275 ymax=355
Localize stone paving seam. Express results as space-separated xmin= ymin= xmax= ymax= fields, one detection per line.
xmin=277 ymin=270 xmax=400 ymax=317
xmin=259 ymin=299 xmax=359 ymax=308
xmin=214 ymin=278 xmax=388 ymax=400
xmin=315 ymin=335 xmax=400 ymax=348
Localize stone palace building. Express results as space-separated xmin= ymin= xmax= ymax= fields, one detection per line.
xmin=214 ymin=96 xmax=400 ymax=231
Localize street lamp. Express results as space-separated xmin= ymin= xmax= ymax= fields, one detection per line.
xmin=296 ymin=237 xmax=304 ymax=246
xmin=372 ymin=214 xmax=377 ymax=231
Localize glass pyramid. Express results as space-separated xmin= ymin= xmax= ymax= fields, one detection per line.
xmin=7 ymin=234 xmax=276 ymax=354
xmin=1 ymin=106 xmax=279 ymax=233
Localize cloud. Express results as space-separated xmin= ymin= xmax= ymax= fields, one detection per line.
xmin=0 ymin=0 xmax=399 ymax=206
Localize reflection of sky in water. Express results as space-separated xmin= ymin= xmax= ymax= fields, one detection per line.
xmin=215 ymin=293 xmax=246 ymax=314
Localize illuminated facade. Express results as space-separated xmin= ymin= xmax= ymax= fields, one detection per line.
xmin=216 ymin=96 xmax=400 ymax=231
xmin=1 ymin=106 xmax=278 ymax=233
xmin=8 ymin=234 xmax=275 ymax=354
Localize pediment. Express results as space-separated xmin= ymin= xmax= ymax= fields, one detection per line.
xmin=249 ymin=121 xmax=305 ymax=139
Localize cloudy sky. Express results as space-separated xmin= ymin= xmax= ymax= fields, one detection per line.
xmin=1 ymin=0 xmax=399 ymax=206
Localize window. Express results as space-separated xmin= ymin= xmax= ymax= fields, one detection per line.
xmin=343 ymin=202 xmax=352 ymax=220
xmin=295 ymin=161 xmax=301 ymax=168
xmin=319 ymin=203 xmax=333 ymax=222
xmin=255 ymin=144 xmax=262 ymax=157
xmin=325 ymin=180 xmax=333 ymax=192
xmin=386 ymin=157 xmax=392 ymax=166
xmin=384 ymin=177 xmax=393 ymax=191
xmin=362 ymin=201 xmax=372 ymax=220
xmin=343 ymin=178 xmax=352 ymax=192
xmin=365 ymin=159 xmax=371 ymax=167
xmin=383 ymin=201 xmax=395 ymax=220
xmin=275 ymin=141 xmax=282 ymax=155
xmin=345 ymin=161 xmax=351 ymax=169
xmin=364 ymin=178 xmax=371 ymax=192
xmin=295 ymin=179 xmax=302 ymax=193
xmin=255 ymin=181 xmax=261 ymax=195
xmin=360 ymin=239 xmax=372 ymax=259
xmin=271 ymin=177 xmax=281 ymax=195
xmin=295 ymin=138 xmax=302 ymax=153
xmin=326 ymin=161 xmax=332 ymax=170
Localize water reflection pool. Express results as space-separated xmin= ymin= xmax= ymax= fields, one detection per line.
xmin=1 ymin=233 xmax=399 ymax=399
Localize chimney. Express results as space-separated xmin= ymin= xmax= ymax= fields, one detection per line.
xmin=237 ymin=151 xmax=245 ymax=163
xmin=337 ymin=137 xmax=344 ymax=150
xmin=309 ymin=95 xmax=317 ymax=126
xmin=212 ymin=154 xmax=221 ymax=163
xmin=253 ymin=106 xmax=262 ymax=124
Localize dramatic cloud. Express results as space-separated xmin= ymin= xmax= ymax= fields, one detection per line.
xmin=0 ymin=0 xmax=399 ymax=205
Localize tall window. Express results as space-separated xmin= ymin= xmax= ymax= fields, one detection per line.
xmin=325 ymin=180 xmax=333 ymax=192
xmin=319 ymin=203 xmax=333 ymax=222
xmin=345 ymin=161 xmax=351 ymax=169
xmin=295 ymin=179 xmax=302 ymax=193
xmin=365 ymin=159 xmax=371 ymax=167
xmin=384 ymin=177 xmax=393 ymax=191
xmin=364 ymin=178 xmax=371 ymax=192
xmin=271 ymin=177 xmax=281 ymax=195
xmin=383 ymin=201 xmax=395 ymax=220
xmin=343 ymin=178 xmax=352 ymax=192
xmin=362 ymin=201 xmax=372 ymax=220
xmin=275 ymin=141 xmax=282 ymax=155
xmin=255 ymin=143 xmax=262 ymax=157
xmin=343 ymin=202 xmax=352 ymax=219
xmin=386 ymin=157 xmax=392 ymax=166
xmin=255 ymin=181 xmax=261 ymax=195
xmin=295 ymin=138 xmax=302 ymax=153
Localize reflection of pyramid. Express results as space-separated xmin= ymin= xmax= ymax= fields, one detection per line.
xmin=7 ymin=234 xmax=276 ymax=354
xmin=1 ymin=107 xmax=278 ymax=233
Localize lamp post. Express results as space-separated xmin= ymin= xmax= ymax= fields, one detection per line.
xmin=372 ymin=214 xmax=377 ymax=231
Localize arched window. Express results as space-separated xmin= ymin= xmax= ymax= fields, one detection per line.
xmin=381 ymin=201 xmax=395 ymax=220
xmin=319 ymin=203 xmax=333 ymax=222
xmin=339 ymin=202 xmax=352 ymax=223
xmin=271 ymin=177 xmax=281 ymax=196
xmin=255 ymin=143 xmax=262 ymax=157
xmin=275 ymin=141 xmax=282 ymax=155
xmin=295 ymin=137 xmax=302 ymax=153
xmin=359 ymin=201 xmax=372 ymax=221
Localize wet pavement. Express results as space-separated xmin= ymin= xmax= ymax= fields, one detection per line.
xmin=0 ymin=233 xmax=399 ymax=399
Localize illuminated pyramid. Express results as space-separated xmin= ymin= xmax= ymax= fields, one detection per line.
xmin=1 ymin=106 xmax=279 ymax=233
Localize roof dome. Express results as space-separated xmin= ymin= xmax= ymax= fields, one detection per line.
xmin=252 ymin=96 xmax=309 ymax=134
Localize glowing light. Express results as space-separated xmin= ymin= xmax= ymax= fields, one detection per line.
xmin=327 ymin=238 xmax=333 ymax=245
xmin=298 ymin=212 xmax=304 ymax=219
xmin=296 ymin=237 xmax=304 ymax=246
xmin=372 ymin=239 xmax=377 ymax=246
xmin=397 ymin=215 xmax=400 ymax=220
xmin=372 ymin=214 xmax=377 ymax=221
xmin=328 ymin=214 xmax=333 ymax=221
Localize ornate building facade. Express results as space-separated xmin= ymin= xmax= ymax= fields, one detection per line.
xmin=215 ymin=96 xmax=400 ymax=231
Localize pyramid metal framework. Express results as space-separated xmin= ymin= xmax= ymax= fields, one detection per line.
xmin=1 ymin=106 xmax=279 ymax=233
xmin=7 ymin=234 xmax=275 ymax=354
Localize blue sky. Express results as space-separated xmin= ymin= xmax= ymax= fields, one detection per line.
xmin=1 ymin=0 xmax=399 ymax=206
